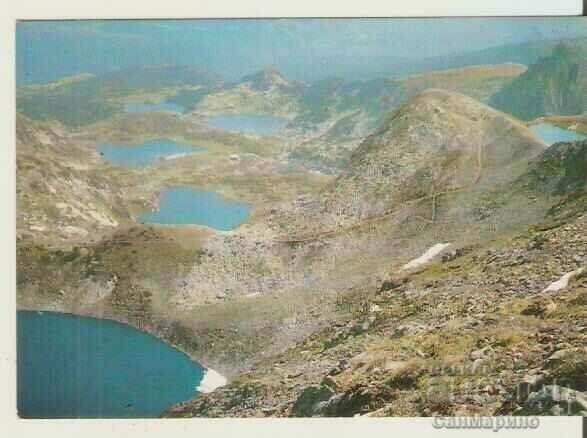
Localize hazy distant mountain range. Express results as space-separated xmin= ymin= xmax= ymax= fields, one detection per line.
xmin=17 ymin=37 xmax=587 ymax=126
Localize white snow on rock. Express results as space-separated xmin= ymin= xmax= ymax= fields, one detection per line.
xmin=401 ymin=243 xmax=451 ymax=271
xmin=543 ymin=267 xmax=584 ymax=292
xmin=163 ymin=153 xmax=190 ymax=161
xmin=196 ymin=368 xmax=227 ymax=393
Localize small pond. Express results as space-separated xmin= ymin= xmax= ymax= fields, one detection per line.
xmin=139 ymin=187 xmax=250 ymax=231
xmin=529 ymin=123 xmax=586 ymax=146
xmin=97 ymin=138 xmax=206 ymax=167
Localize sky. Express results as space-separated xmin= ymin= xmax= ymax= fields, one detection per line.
xmin=16 ymin=18 xmax=587 ymax=85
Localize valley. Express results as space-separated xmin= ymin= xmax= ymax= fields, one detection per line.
xmin=16 ymin=37 xmax=587 ymax=419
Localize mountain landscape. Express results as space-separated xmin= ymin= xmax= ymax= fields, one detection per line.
xmin=490 ymin=43 xmax=587 ymax=120
xmin=15 ymin=19 xmax=587 ymax=420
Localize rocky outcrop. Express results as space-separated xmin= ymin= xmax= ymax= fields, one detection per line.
xmin=490 ymin=43 xmax=587 ymax=120
xmin=194 ymin=68 xmax=302 ymax=118
xmin=16 ymin=115 xmax=133 ymax=245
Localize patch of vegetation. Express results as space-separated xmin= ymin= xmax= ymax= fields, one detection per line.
xmin=17 ymin=92 xmax=121 ymax=127
xmin=166 ymin=87 xmax=216 ymax=111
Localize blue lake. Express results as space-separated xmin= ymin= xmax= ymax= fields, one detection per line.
xmin=124 ymin=102 xmax=185 ymax=114
xmin=97 ymin=138 xmax=206 ymax=167
xmin=207 ymin=114 xmax=288 ymax=136
xmin=529 ymin=123 xmax=586 ymax=146
xmin=17 ymin=310 xmax=204 ymax=418
xmin=140 ymin=187 xmax=250 ymax=230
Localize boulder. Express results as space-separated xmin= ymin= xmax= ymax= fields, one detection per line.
xmin=292 ymin=385 xmax=335 ymax=417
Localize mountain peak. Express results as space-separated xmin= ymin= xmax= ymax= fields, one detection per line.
xmin=239 ymin=67 xmax=291 ymax=91
xmin=322 ymin=89 xmax=546 ymax=220
xmin=489 ymin=43 xmax=586 ymax=120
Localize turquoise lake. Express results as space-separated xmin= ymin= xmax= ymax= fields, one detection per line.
xmin=529 ymin=123 xmax=586 ymax=145
xmin=140 ymin=187 xmax=250 ymax=230
xmin=97 ymin=138 xmax=206 ymax=167
xmin=124 ymin=102 xmax=185 ymax=114
xmin=17 ymin=310 xmax=204 ymax=418
xmin=207 ymin=114 xmax=288 ymax=136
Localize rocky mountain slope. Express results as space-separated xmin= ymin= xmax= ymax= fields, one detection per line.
xmin=16 ymin=108 xmax=331 ymax=376
xmin=17 ymin=82 xmax=586 ymax=418
xmin=278 ymin=89 xmax=547 ymax=236
xmin=193 ymin=68 xmax=302 ymax=117
xmin=16 ymin=114 xmax=134 ymax=246
xmin=490 ymin=43 xmax=587 ymax=120
xmin=165 ymin=89 xmax=548 ymax=316
xmin=17 ymin=62 xmax=525 ymax=151
xmin=154 ymin=90 xmax=579 ymax=388
xmin=386 ymin=37 xmax=587 ymax=80
xmin=166 ymin=139 xmax=587 ymax=418
xmin=284 ymin=64 xmax=525 ymax=172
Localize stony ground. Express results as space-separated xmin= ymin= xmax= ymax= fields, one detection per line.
xmin=16 ymin=91 xmax=587 ymax=418
xmin=16 ymin=112 xmax=337 ymax=377
xmin=166 ymin=204 xmax=586 ymax=417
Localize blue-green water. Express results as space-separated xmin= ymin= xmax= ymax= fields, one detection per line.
xmin=530 ymin=123 xmax=586 ymax=146
xmin=17 ymin=311 xmax=204 ymax=418
xmin=97 ymin=138 xmax=206 ymax=167
xmin=124 ymin=102 xmax=185 ymax=114
xmin=140 ymin=187 xmax=250 ymax=230
xmin=207 ymin=114 xmax=288 ymax=136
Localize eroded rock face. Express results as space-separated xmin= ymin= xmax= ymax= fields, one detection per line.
xmin=16 ymin=115 xmax=133 ymax=246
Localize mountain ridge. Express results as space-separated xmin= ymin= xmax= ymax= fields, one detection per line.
xmin=490 ymin=43 xmax=587 ymax=120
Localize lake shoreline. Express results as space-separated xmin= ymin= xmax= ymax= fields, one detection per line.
xmin=16 ymin=304 xmax=230 ymax=387
xmin=139 ymin=186 xmax=250 ymax=230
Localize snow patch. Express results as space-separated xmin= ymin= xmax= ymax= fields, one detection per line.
xmin=196 ymin=368 xmax=227 ymax=393
xmin=162 ymin=153 xmax=199 ymax=161
xmin=543 ymin=268 xmax=584 ymax=292
xmin=401 ymin=243 xmax=451 ymax=271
